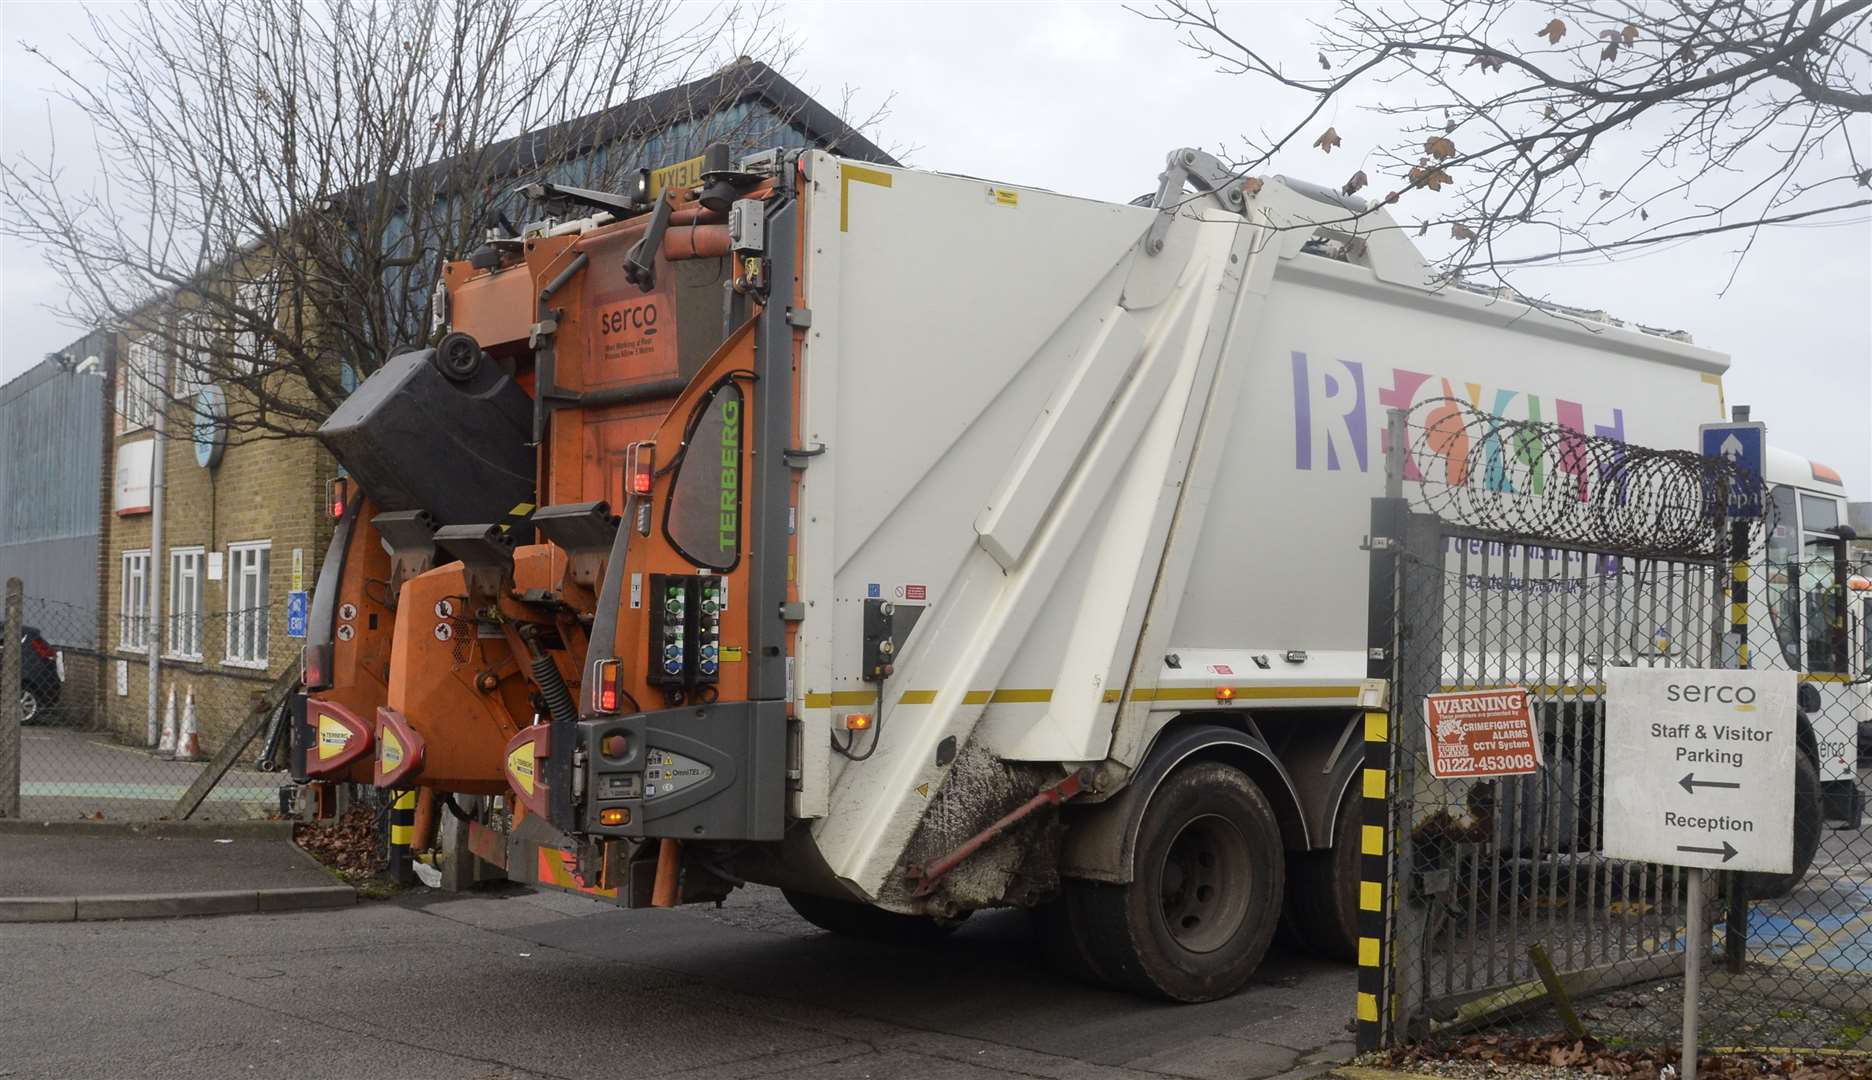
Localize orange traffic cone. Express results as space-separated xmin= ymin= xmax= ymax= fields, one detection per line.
xmin=157 ymin=686 xmax=177 ymax=757
xmin=175 ymin=685 xmax=203 ymax=763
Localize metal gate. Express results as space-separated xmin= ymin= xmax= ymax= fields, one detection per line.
xmin=1358 ymin=401 xmax=1872 ymax=1058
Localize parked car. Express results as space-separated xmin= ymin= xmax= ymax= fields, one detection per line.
xmin=18 ymin=626 xmax=62 ymax=724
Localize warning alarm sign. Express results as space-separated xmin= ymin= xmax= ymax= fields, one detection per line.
xmin=1424 ymin=686 xmax=1542 ymax=779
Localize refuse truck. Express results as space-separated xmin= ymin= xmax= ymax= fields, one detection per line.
xmin=294 ymin=144 xmax=1861 ymax=1002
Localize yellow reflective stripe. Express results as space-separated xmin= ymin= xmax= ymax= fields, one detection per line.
xmin=1363 ymin=710 xmax=1387 ymax=742
xmin=1357 ymin=992 xmax=1379 ymax=1022
xmin=1803 ymin=674 xmax=1858 ymax=684
xmin=897 ymin=689 xmax=937 ymax=705
xmin=1362 ymin=768 xmax=1386 ymax=799
xmin=1733 ymin=563 xmax=1750 ymax=583
xmin=804 ymin=690 xmax=880 ymax=709
xmin=840 ymin=164 xmax=894 ymax=232
xmin=393 ymin=790 xmax=417 ymax=810
xmin=962 ymin=690 xmax=992 ymax=705
xmin=1359 ymin=936 xmax=1380 ymax=967
xmin=389 ymin=825 xmax=413 ymax=845
xmin=1731 ymin=602 xmax=1749 ymax=624
xmin=990 ymin=688 xmax=1052 ymax=704
xmin=1362 ymin=825 xmax=1384 ymax=856
xmin=1103 ymin=689 xmax=1122 ymax=703
xmin=1360 ymin=880 xmax=1382 ymax=912
xmin=1145 ymin=685 xmax=1360 ymax=703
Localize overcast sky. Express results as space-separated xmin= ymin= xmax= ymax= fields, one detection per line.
xmin=3 ymin=1 xmax=1868 ymax=495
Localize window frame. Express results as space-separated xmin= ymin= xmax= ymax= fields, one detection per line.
xmin=167 ymin=546 xmax=205 ymax=662
xmin=120 ymin=549 xmax=152 ymax=651
xmin=224 ymin=540 xmax=272 ymax=669
xmin=120 ymin=337 xmax=162 ymax=431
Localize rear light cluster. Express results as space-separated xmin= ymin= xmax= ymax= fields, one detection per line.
xmin=301 ymin=643 xmax=333 ymax=691
xmin=28 ymin=637 xmax=55 ymax=662
xmin=330 ymin=478 xmax=348 ymax=520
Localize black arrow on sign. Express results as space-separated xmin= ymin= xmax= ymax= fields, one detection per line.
xmin=1676 ymin=841 xmax=1739 ymax=863
xmin=1678 ymin=772 xmax=1741 ymax=795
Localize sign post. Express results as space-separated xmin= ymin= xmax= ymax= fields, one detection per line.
xmin=1603 ymin=666 xmax=1796 ymax=1080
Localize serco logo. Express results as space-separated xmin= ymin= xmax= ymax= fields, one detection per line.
xmin=599 ymin=300 xmax=658 ymax=337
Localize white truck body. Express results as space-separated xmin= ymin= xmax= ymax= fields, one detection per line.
xmin=781 ymin=150 xmax=1759 ymax=898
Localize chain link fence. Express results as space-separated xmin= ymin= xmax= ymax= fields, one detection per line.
xmin=2 ymin=582 xmax=297 ymax=823
xmin=1367 ymin=403 xmax=1872 ymax=1070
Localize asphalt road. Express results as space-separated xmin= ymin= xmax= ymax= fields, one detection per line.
xmin=0 ymin=884 xmax=1356 ymax=1080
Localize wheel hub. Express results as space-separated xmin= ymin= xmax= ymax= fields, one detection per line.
xmin=1159 ymin=813 xmax=1252 ymax=953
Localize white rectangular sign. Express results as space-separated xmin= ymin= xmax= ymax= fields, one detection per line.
xmin=112 ymin=438 xmax=154 ymax=515
xmin=1602 ymin=667 xmax=1797 ymax=874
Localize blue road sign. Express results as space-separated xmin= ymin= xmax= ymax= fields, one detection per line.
xmin=1700 ymin=421 xmax=1766 ymax=519
xmin=286 ymin=591 xmax=309 ymax=639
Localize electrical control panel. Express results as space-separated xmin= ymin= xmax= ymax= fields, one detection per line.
xmin=646 ymin=573 xmax=725 ymax=691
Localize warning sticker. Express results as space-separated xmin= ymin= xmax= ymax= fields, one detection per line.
xmin=1209 ymin=664 xmax=1234 ymax=676
xmin=379 ymin=727 xmax=406 ymax=771
xmin=903 ymin=584 xmax=927 ymax=601
xmin=316 ymin=713 xmax=354 ymax=761
xmin=1424 ymin=687 xmax=1542 ymax=779
xmin=507 ymin=743 xmax=536 ymax=797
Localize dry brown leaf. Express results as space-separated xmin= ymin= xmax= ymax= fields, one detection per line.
xmin=1241 ymin=176 xmax=1265 ymax=196
xmin=1640 ymin=207 xmax=1649 ymax=220
xmin=1417 ymin=221 xmax=1429 ymax=237
xmin=1601 ymin=40 xmax=1620 ymax=60
xmin=1409 ymin=165 xmax=1453 ymax=191
xmin=1425 ymin=135 xmax=1457 ymax=160
xmin=1343 ymin=170 xmax=1369 ymax=196
xmin=1467 ymin=52 xmax=1505 ymax=73
xmin=1543 ymin=103 xmax=1558 ymax=120
xmin=1598 ymin=189 xmax=1616 ymax=200
xmin=1313 ymin=126 xmax=1343 ymax=153
xmin=1538 ymin=18 xmax=1566 ymax=44
xmin=1451 ymin=222 xmax=1477 ymax=240
xmin=1318 ymin=51 xmax=1330 ymax=70
xmin=1622 ymin=23 xmax=1639 ymax=44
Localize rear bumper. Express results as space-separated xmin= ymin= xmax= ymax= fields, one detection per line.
xmin=574 ymin=699 xmax=790 ymax=842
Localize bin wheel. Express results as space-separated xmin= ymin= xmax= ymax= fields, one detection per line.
xmin=433 ymin=332 xmax=483 ymax=383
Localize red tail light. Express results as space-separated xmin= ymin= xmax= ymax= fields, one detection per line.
xmin=330 ymin=478 xmax=348 ymax=519
xmin=627 ymin=442 xmax=655 ymax=496
xmin=29 ymin=637 xmax=55 ymax=662
xmin=592 ymin=658 xmax=621 ymax=713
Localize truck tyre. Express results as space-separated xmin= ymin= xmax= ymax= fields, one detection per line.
xmin=1073 ymin=761 xmax=1284 ymax=1002
xmin=1739 ymin=751 xmax=1821 ymax=901
xmin=1281 ymin=779 xmax=1360 ymax=962
xmin=782 ymin=889 xmax=961 ymax=945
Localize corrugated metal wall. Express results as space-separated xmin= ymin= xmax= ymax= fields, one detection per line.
xmin=0 ymin=331 xmax=110 ymax=639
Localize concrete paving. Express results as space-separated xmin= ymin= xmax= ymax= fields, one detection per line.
xmin=0 ymin=831 xmax=335 ymax=899
xmin=0 ymin=883 xmax=1358 ymax=1080
xmin=19 ymin=726 xmax=284 ymax=821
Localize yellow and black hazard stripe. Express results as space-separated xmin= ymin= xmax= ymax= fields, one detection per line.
xmin=387 ymin=789 xmax=417 ymax=884
xmin=1355 ymin=704 xmax=1390 ymax=1052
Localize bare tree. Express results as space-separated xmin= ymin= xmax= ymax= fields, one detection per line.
xmin=1135 ymin=0 xmax=1871 ymax=288
xmin=2 ymin=0 xmax=891 ymax=438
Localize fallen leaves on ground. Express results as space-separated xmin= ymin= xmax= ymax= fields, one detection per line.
xmin=1383 ymin=1032 xmax=1872 ymax=1078
xmin=295 ymin=805 xmax=382 ymax=880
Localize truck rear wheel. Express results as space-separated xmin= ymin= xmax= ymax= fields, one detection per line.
xmin=1281 ymin=779 xmax=1360 ymax=962
xmin=1738 ymin=751 xmax=1822 ymax=900
xmin=782 ymin=889 xmax=961 ymax=945
xmin=1073 ymin=761 xmax=1284 ymax=1002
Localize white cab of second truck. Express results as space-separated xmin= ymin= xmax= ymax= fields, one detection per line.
xmin=761 ymin=148 xmax=1853 ymax=998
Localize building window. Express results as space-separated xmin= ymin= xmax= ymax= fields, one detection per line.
xmin=226 ymin=541 xmax=271 ymax=668
xmin=168 ymin=547 xmax=205 ymax=661
xmin=120 ymin=549 xmax=152 ymax=650
xmin=174 ymin=313 xmax=212 ymax=400
xmin=236 ymin=275 xmax=277 ymax=375
xmin=120 ymin=337 xmax=162 ymax=430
